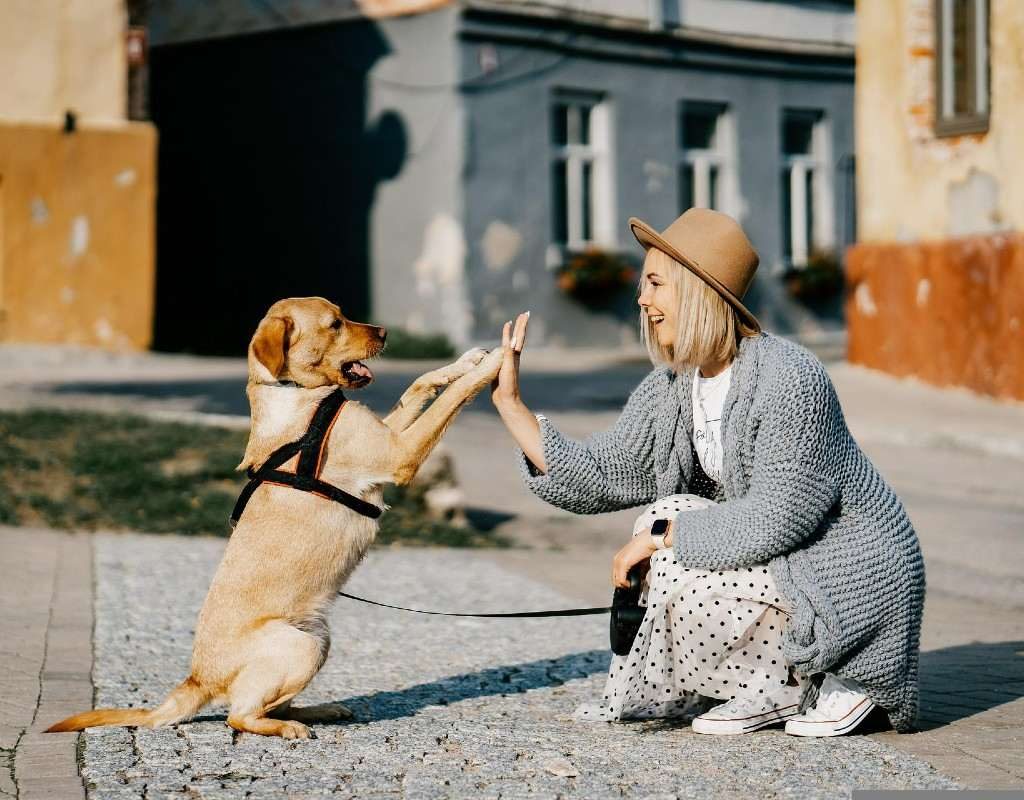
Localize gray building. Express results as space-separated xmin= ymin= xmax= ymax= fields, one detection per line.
xmin=145 ymin=0 xmax=855 ymax=354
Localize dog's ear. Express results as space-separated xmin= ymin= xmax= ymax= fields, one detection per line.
xmin=249 ymin=315 xmax=292 ymax=381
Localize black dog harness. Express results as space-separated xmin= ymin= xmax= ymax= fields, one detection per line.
xmin=230 ymin=388 xmax=383 ymax=527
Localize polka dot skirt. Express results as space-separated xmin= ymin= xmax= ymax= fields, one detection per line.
xmin=576 ymin=493 xmax=796 ymax=723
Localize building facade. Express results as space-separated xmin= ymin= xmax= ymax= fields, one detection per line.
xmin=145 ymin=0 xmax=855 ymax=354
xmin=847 ymin=0 xmax=1023 ymax=400
xmin=0 ymin=0 xmax=156 ymax=349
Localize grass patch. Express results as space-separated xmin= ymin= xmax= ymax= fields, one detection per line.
xmin=0 ymin=409 xmax=507 ymax=547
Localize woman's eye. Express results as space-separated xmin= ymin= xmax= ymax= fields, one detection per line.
xmin=330 ymin=319 xmax=342 ymax=330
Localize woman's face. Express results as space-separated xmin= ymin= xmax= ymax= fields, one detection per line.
xmin=638 ymin=252 xmax=678 ymax=348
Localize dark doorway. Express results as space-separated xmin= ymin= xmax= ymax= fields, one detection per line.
xmin=150 ymin=20 xmax=406 ymax=355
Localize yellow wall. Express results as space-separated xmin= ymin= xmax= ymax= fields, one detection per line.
xmin=0 ymin=0 xmax=127 ymax=123
xmin=0 ymin=122 xmax=156 ymax=349
xmin=855 ymin=0 xmax=1024 ymax=242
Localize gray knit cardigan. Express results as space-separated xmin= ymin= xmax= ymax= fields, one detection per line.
xmin=518 ymin=332 xmax=925 ymax=731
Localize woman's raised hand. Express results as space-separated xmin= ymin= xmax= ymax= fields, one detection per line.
xmin=491 ymin=311 xmax=530 ymax=410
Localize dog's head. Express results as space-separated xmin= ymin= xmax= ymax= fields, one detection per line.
xmin=247 ymin=297 xmax=386 ymax=389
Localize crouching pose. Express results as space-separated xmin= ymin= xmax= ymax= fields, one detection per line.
xmin=492 ymin=209 xmax=925 ymax=736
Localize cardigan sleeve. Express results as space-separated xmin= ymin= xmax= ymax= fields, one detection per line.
xmin=671 ymin=357 xmax=842 ymax=569
xmin=515 ymin=368 xmax=665 ymax=514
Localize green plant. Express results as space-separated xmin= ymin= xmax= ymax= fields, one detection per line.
xmin=381 ymin=327 xmax=456 ymax=359
xmin=783 ymin=249 xmax=845 ymax=303
xmin=557 ymin=247 xmax=637 ymax=306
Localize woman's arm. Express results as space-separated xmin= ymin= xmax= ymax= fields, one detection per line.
xmin=491 ymin=313 xmax=662 ymax=514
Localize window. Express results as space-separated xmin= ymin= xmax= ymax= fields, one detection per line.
xmin=550 ymin=92 xmax=614 ymax=249
xmin=678 ymin=102 xmax=730 ymax=214
xmin=780 ymin=109 xmax=833 ymax=268
xmin=935 ymin=0 xmax=989 ymax=136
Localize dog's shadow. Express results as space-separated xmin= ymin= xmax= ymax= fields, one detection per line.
xmin=192 ymin=649 xmax=610 ymax=726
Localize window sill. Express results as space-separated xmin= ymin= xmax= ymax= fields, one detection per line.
xmin=934 ymin=114 xmax=990 ymax=138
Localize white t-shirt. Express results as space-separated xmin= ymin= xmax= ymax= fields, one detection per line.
xmin=691 ymin=363 xmax=733 ymax=483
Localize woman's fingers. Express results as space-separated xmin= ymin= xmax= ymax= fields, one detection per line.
xmin=511 ymin=311 xmax=530 ymax=353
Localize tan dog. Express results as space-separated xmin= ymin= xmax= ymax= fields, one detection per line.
xmin=47 ymin=297 xmax=504 ymax=739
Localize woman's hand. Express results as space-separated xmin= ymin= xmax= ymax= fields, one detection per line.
xmin=612 ymin=524 xmax=674 ymax=588
xmin=491 ymin=311 xmax=530 ymax=410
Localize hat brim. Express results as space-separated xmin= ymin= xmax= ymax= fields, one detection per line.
xmin=629 ymin=217 xmax=761 ymax=333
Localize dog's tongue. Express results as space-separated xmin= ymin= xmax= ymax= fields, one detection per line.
xmin=349 ymin=361 xmax=373 ymax=380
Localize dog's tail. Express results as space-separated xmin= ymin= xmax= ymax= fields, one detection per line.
xmin=45 ymin=676 xmax=211 ymax=732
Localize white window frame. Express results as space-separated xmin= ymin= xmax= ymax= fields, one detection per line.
xmin=781 ymin=109 xmax=834 ymax=269
xmin=935 ymin=0 xmax=989 ymax=136
xmin=678 ymin=101 xmax=736 ymax=217
xmin=549 ymin=92 xmax=615 ymax=253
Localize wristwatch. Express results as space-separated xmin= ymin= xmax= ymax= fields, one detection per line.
xmin=650 ymin=518 xmax=670 ymax=549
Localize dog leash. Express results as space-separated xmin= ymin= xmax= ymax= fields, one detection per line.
xmin=337 ymin=591 xmax=612 ymax=618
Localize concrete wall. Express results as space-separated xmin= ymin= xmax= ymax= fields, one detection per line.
xmin=855 ymin=0 xmax=1024 ymax=242
xmin=367 ymin=8 xmax=469 ymax=345
xmin=847 ymin=0 xmax=1024 ymax=401
xmin=458 ymin=16 xmax=854 ymax=347
xmin=0 ymin=0 xmax=127 ymax=122
xmin=0 ymin=123 xmax=157 ymax=348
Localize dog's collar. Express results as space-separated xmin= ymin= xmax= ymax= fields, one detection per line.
xmin=230 ymin=388 xmax=383 ymax=526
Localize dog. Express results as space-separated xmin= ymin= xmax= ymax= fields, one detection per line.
xmin=47 ymin=296 xmax=504 ymax=738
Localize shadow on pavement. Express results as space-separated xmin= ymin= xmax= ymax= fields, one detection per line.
xmin=915 ymin=640 xmax=1024 ymax=731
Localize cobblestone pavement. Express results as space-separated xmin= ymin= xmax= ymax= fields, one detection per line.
xmin=83 ymin=534 xmax=957 ymax=799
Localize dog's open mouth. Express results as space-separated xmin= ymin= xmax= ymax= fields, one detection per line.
xmin=341 ymin=360 xmax=374 ymax=387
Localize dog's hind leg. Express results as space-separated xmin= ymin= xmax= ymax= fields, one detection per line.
xmin=225 ymin=623 xmax=325 ymax=739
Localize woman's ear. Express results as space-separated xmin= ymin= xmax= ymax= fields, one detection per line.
xmin=249 ymin=315 xmax=292 ymax=381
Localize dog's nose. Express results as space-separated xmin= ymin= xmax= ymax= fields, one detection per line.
xmin=377 ymin=326 xmax=387 ymax=341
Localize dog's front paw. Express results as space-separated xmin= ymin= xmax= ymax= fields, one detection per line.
xmin=280 ymin=720 xmax=313 ymax=739
xmin=455 ymin=347 xmax=489 ymax=369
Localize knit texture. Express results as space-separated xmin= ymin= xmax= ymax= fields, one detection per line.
xmin=518 ymin=332 xmax=925 ymax=731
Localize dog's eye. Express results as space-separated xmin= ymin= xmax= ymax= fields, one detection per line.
xmin=330 ymin=319 xmax=343 ymax=330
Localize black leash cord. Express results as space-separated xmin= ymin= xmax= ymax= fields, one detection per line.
xmin=337 ymin=592 xmax=611 ymax=618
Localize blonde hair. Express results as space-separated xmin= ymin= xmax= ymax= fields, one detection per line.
xmin=639 ymin=247 xmax=758 ymax=372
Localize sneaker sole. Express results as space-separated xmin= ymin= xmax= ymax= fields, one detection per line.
xmin=784 ymin=700 xmax=876 ymax=737
xmin=692 ymin=706 xmax=800 ymax=736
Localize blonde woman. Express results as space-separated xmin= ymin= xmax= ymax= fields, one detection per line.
xmin=491 ymin=209 xmax=924 ymax=736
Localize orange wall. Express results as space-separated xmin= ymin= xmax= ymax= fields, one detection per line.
xmin=846 ymin=234 xmax=1024 ymax=401
xmin=0 ymin=121 xmax=156 ymax=348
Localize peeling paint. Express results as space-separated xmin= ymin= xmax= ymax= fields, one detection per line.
xmin=114 ymin=168 xmax=137 ymax=187
xmin=30 ymin=197 xmax=49 ymax=225
xmin=404 ymin=311 xmax=425 ymax=333
xmin=915 ymin=278 xmax=931 ymax=308
xmin=481 ymin=221 xmax=522 ymax=273
xmin=412 ymin=214 xmax=471 ymax=346
xmin=94 ymin=317 xmax=114 ymax=342
xmin=854 ymin=282 xmax=878 ymax=317
xmin=643 ymin=159 xmax=671 ymax=194
xmin=69 ymin=215 xmax=90 ymax=259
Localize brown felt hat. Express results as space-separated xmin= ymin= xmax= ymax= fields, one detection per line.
xmin=630 ymin=208 xmax=761 ymax=332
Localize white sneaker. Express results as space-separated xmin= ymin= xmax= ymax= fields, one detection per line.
xmin=691 ymin=691 xmax=801 ymax=735
xmin=784 ymin=673 xmax=876 ymax=737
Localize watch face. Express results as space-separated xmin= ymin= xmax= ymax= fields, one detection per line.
xmin=651 ymin=518 xmax=669 ymax=536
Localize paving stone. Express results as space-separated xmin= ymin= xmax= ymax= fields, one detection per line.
xmin=81 ymin=533 xmax=959 ymax=798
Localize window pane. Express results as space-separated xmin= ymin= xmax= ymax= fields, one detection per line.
xmin=551 ymin=104 xmax=568 ymax=145
xmin=682 ymin=107 xmax=717 ymax=150
xmin=582 ymin=161 xmax=593 ymax=242
xmin=781 ymin=168 xmax=792 ymax=260
xmin=709 ymin=164 xmax=720 ymax=211
xmin=552 ymin=159 xmax=568 ymax=243
xmin=951 ymin=0 xmax=973 ymax=115
xmin=805 ymin=168 xmax=815 ymax=253
xmin=782 ymin=113 xmax=814 ymax=155
xmin=579 ymin=105 xmax=592 ymax=146
xmin=679 ymin=163 xmax=694 ymax=213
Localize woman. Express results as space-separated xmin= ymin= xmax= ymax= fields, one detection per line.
xmin=491 ymin=209 xmax=924 ymax=736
